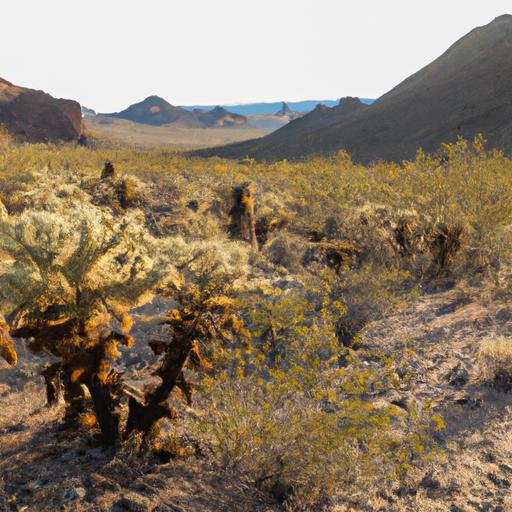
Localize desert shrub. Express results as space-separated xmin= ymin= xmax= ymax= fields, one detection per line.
xmin=0 ymin=165 xmax=252 ymax=444
xmin=402 ymin=137 xmax=512 ymax=272
xmin=3 ymin=137 xmax=512 ymax=504
xmin=1 ymin=136 xmax=512 ymax=278
xmin=263 ymin=232 xmax=307 ymax=272
xmin=196 ymin=284 xmax=443 ymax=507
xmin=478 ymin=336 xmax=512 ymax=391
xmin=328 ymin=264 xmax=414 ymax=347
xmin=117 ymin=176 xmax=144 ymax=208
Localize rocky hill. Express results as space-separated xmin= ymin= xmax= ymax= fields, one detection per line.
xmin=0 ymin=77 xmax=83 ymax=143
xmin=194 ymin=15 xmax=512 ymax=163
xmin=105 ymin=96 xmax=203 ymax=127
xmin=194 ymin=96 xmax=368 ymax=157
xmin=192 ymin=106 xmax=247 ymax=127
xmin=106 ymin=97 xmax=247 ymax=128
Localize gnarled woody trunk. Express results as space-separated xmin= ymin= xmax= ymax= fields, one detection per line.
xmin=124 ymin=311 xmax=199 ymax=440
xmin=7 ymin=304 xmax=202 ymax=447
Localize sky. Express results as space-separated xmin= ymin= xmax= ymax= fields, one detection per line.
xmin=1 ymin=1 xmax=511 ymax=112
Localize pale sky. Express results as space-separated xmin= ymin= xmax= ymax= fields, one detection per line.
xmin=1 ymin=1 xmax=511 ymax=112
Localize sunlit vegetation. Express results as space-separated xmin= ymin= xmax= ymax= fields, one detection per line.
xmin=1 ymin=135 xmax=511 ymax=507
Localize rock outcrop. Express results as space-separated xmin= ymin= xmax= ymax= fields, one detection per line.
xmin=275 ymin=102 xmax=292 ymax=116
xmin=0 ymin=77 xmax=83 ymax=143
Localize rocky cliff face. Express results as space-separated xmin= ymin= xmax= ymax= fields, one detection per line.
xmin=0 ymin=78 xmax=83 ymax=143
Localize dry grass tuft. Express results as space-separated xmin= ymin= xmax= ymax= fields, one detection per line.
xmin=478 ymin=335 xmax=512 ymax=391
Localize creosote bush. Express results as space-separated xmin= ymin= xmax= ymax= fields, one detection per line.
xmin=195 ymin=283 xmax=444 ymax=506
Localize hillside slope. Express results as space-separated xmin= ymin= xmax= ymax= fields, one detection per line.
xmin=195 ymin=15 xmax=512 ymax=162
xmin=0 ymin=78 xmax=83 ymax=143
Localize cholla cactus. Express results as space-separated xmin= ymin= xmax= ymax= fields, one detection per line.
xmin=0 ymin=170 xmax=250 ymax=444
xmin=0 ymin=315 xmax=16 ymax=366
xmin=0 ymin=188 xmax=181 ymax=439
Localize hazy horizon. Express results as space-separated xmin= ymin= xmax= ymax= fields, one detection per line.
xmin=2 ymin=1 xmax=511 ymax=112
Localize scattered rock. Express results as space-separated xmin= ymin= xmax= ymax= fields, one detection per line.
xmin=487 ymin=472 xmax=510 ymax=488
xmin=114 ymin=496 xmax=152 ymax=512
xmin=498 ymin=463 xmax=512 ymax=473
xmin=420 ymin=472 xmax=441 ymax=490
xmin=446 ymin=362 xmax=470 ymax=387
xmin=62 ymin=486 xmax=86 ymax=501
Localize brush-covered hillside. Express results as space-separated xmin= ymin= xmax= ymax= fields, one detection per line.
xmin=1 ymin=138 xmax=512 ymax=511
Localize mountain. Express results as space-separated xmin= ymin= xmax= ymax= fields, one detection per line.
xmin=194 ymin=97 xmax=369 ymax=158
xmin=105 ymin=97 xmax=247 ymax=128
xmin=192 ymin=106 xmax=247 ymax=127
xmin=194 ymin=15 xmax=512 ymax=163
xmin=105 ymin=96 xmax=202 ymax=127
xmin=182 ymin=99 xmax=374 ymax=116
xmin=262 ymin=97 xmax=369 ymax=142
xmin=0 ymin=77 xmax=83 ymax=143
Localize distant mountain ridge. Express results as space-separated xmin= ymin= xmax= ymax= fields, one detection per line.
xmin=192 ymin=106 xmax=247 ymax=127
xmin=193 ymin=15 xmax=512 ymax=163
xmin=182 ymin=99 xmax=374 ymax=116
xmin=104 ymin=96 xmax=248 ymax=128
